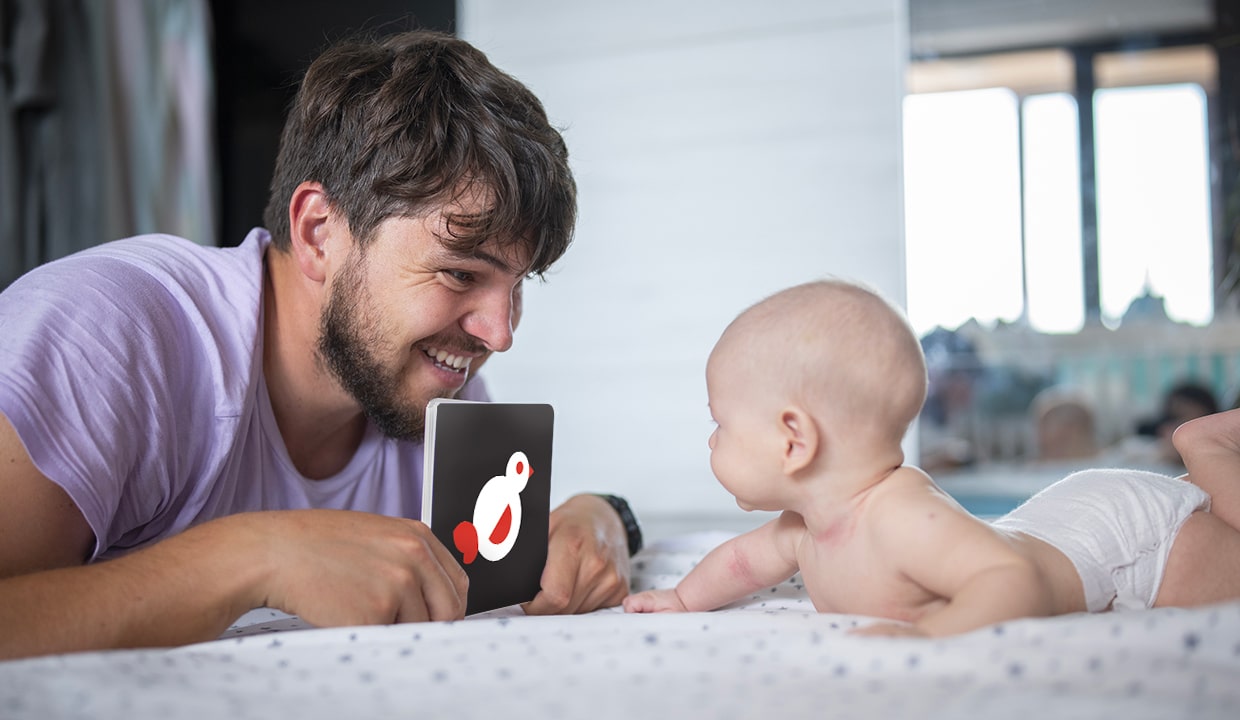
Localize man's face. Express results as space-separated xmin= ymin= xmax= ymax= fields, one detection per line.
xmin=318 ymin=210 xmax=528 ymax=440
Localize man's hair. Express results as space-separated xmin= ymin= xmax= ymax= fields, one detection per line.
xmin=262 ymin=30 xmax=576 ymax=276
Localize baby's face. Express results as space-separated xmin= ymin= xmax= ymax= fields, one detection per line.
xmin=705 ymin=350 xmax=783 ymax=511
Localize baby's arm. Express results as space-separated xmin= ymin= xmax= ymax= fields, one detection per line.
xmin=624 ymin=512 xmax=802 ymax=613
xmin=856 ymin=485 xmax=1055 ymax=637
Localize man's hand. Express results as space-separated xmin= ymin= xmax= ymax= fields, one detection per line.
xmin=622 ymin=588 xmax=687 ymax=613
xmin=0 ymin=506 xmax=469 ymax=659
xmin=249 ymin=509 xmax=470 ymax=625
xmin=522 ymin=493 xmax=631 ymax=615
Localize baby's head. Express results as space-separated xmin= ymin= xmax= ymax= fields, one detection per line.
xmin=707 ymin=279 xmax=927 ymax=483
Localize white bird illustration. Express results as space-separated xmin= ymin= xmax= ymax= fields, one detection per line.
xmin=453 ymin=451 xmax=532 ymax=564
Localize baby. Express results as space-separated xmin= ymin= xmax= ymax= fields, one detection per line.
xmin=623 ymin=279 xmax=1240 ymax=636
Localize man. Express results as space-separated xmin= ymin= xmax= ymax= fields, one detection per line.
xmin=0 ymin=30 xmax=638 ymax=659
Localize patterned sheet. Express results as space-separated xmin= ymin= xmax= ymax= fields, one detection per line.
xmin=2 ymin=531 xmax=1238 ymax=720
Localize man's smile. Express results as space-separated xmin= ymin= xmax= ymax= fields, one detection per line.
xmin=423 ymin=346 xmax=473 ymax=374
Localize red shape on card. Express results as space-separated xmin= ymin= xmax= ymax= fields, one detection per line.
xmin=454 ymin=521 xmax=479 ymax=564
xmin=489 ymin=504 xmax=513 ymax=545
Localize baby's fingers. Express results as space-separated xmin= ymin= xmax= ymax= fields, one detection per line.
xmin=622 ymin=592 xmax=660 ymax=613
xmin=622 ymin=589 xmax=684 ymax=613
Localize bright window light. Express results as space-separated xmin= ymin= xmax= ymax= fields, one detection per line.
xmin=1022 ymin=93 xmax=1084 ymax=334
xmin=1094 ymin=84 xmax=1213 ymax=326
xmin=903 ymin=89 xmax=1024 ymax=337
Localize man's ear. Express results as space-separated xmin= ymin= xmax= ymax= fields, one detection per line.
xmin=287 ymin=181 xmax=338 ymax=283
xmin=779 ymin=406 xmax=819 ymax=475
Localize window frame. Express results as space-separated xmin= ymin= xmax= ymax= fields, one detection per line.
xmin=906 ymin=31 xmax=1221 ymax=322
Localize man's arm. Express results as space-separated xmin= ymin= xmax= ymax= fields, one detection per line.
xmin=0 ymin=415 xmax=470 ymax=660
xmin=0 ymin=412 xmax=257 ymax=657
xmin=0 ymin=414 xmax=95 ymax=577
xmin=624 ymin=512 xmax=801 ymax=613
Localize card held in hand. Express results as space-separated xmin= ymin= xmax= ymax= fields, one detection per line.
xmin=422 ymin=399 xmax=554 ymax=615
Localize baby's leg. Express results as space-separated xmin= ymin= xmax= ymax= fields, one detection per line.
xmin=1172 ymin=409 xmax=1240 ymax=533
xmin=1154 ymin=510 xmax=1240 ymax=608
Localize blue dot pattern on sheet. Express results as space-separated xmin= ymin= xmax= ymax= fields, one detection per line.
xmin=0 ymin=530 xmax=1238 ymax=719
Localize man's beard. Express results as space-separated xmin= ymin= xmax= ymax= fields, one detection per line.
xmin=317 ymin=252 xmax=432 ymax=441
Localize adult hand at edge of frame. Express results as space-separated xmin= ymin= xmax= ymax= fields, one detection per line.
xmin=522 ymin=493 xmax=631 ymax=615
xmin=254 ymin=509 xmax=470 ymax=626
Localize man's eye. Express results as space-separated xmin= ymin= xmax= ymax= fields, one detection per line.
xmin=445 ymin=270 xmax=474 ymax=284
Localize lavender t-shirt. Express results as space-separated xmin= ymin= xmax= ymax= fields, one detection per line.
xmin=0 ymin=228 xmax=487 ymax=560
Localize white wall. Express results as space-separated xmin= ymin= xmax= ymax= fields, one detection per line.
xmin=459 ymin=0 xmax=908 ymax=533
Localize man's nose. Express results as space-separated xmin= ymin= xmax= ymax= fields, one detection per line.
xmin=463 ymin=287 xmax=516 ymax=353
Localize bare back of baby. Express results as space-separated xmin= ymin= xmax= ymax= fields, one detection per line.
xmin=792 ymin=468 xmax=1088 ymax=630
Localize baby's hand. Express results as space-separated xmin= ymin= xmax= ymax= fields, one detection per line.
xmin=622 ymin=588 xmax=688 ymax=613
xmin=849 ymin=621 xmax=928 ymax=638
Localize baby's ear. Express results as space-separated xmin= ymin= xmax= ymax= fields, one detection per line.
xmin=779 ymin=406 xmax=818 ymax=475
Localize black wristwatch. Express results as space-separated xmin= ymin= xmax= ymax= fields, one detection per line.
xmin=595 ymin=494 xmax=643 ymax=557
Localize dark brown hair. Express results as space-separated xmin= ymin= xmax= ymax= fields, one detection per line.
xmin=262 ymin=30 xmax=575 ymax=276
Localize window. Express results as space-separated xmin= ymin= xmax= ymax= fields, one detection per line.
xmin=1022 ymin=92 xmax=1083 ymax=334
xmin=904 ymin=43 xmax=1229 ymax=474
xmin=904 ymin=45 xmax=1217 ymax=335
xmin=1094 ymin=83 xmax=1212 ymax=327
xmin=903 ymin=88 xmax=1023 ymax=336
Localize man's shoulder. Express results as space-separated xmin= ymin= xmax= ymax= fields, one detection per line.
xmin=6 ymin=230 xmax=269 ymax=312
xmin=74 ymin=230 xmax=269 ymax=297
xmin=1 ymin=230 xmax=270 ymax=417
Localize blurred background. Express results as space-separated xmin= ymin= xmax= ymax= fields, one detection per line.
xmin=2 ymin=0 xmax=1236 ymax=540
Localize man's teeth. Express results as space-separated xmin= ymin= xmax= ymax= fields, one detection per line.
xmin=425 ymin=347 xmax=471 ymax=371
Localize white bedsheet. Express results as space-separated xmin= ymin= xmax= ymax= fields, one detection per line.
xmin=2 ymin=531 xmax=1238 ymax=719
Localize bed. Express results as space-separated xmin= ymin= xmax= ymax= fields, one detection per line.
xmin=1 ymin=529 xmax=1237 ymax=720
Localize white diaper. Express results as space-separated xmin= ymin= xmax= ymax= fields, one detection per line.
xmin=990 ymin=468 xmax=1210 ymax=612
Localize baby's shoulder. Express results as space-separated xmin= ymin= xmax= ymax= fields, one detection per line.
xmin=861 ymin=467 xmax=958 ymax=530
xmin=869 ymin=465 xmax=939 ymax=504
xmin=889 ymin=464 xmax=936 ymax=484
